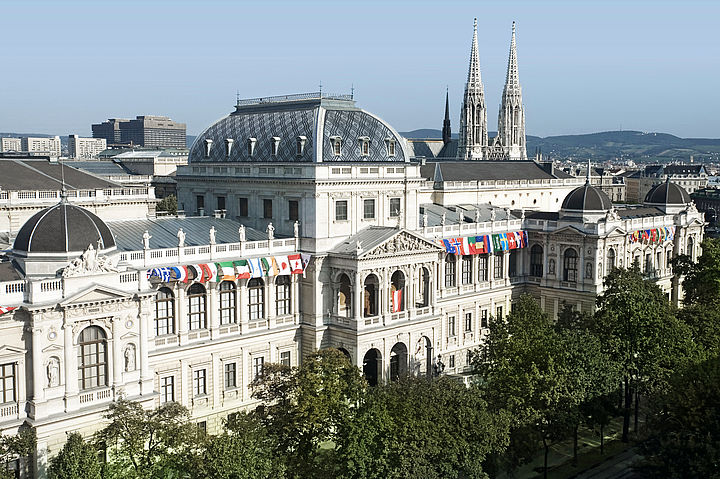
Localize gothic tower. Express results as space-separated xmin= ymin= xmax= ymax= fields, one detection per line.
xmin=442 ymin=88 xmax=451 ymax=145
xmin=458 ymin=18 xmax=488 ymax=161
xmin=497 ymin=22 xmax=527 ymax=160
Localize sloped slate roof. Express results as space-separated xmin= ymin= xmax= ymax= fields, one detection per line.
xmin=419 ymin=161 xmax=567 ymax=181
xmin=561 ymin=184 xmax=613 ymax=211
xmin=644 ymin=181 xmax=691 ymax=205
xmin=420 ymin=203 xmax=516 ymax=227
xmin=0 ymin=159 xmax=118 ymax=191
xmin=615 ymin=206 xmax=666 ymax=219
xmin=330 ymin=226 xmax=400 ymax=255
xmin=0 ymin=262 xmax=22 ymax=282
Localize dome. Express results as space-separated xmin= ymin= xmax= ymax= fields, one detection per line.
xmin=188 ymin=93 xmax=409 ymax=164
xmin=561 ymin=183 xmax=613 ymax=212
xmin=14 ymin=202 xmax=116 ymax=254
xmin=644 ymin=180 xmax=690 ymax=206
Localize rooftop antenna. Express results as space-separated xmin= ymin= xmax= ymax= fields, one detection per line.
xmin=351 ymin=83 xmax=354 ymax=99
xmin=586 ymin=159 xmax=591 ymax=184
xmin=60 ymin=157 xmax=68 ymax=203
xmin=236 ymin=90 xmax=240 ymax=105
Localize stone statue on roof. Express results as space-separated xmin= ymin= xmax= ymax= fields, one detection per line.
xmin=142 ymin=230 xmax=151 ymax=250
xmin=267 ymin=222 xmax=275 ymax=240
xmin=209 ymin=226 xmax=216 ymax=245
xmin=475 ymin=208 xmax=481 ymax=223
xmin=238 ymin=224 xmax=246 ymax=242
xmin=422 ymin=212 xmax=428 ymax=228
xmin=441 ymin=213 xmax=446 ymax=227
xmin=294 ymin=221 xmax=300 ymax=238
xmin=177 ymin=228 xmax=186 ymax=247
xmin=490 ymin=208 xmax=496 ymax=222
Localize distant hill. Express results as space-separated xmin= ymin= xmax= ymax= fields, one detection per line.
xmin=399 ymin=129 xmax=720 ymax=162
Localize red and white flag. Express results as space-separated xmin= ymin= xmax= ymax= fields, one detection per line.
xmin=0 ymin=307 xmax=17 ymax=316
xmin=392 ymin=289 xmax=402 ymax=313
xmin=288 ymin=254 xmax=303 ymax=274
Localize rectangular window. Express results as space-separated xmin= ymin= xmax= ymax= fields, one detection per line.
xmin=238 ymin=197 xmax=249 ymax=217
xmin=363 ymin=199 xmax=375 ymax=219
xmin=193 ymin=369 xmax=207 ymax=396
xmin=461 ymin=255 xmax=473 ymax=285
xmin=216 ymin=196 xmax=226 ymax=211
xmin=0 ymin=364 xmax=15 ymax=403
xmin=263 ymin=199 xmax=273 ymax=219
xmin=280 ymin=351 xmax=291 ymax=367
xmin=288 ymin=200 xmax=299 ymax=221
xmin=496 ymin=306 xmax=503 ymax=320
xmin=478 ymin=254 xmax=488 ymax=282
xmin=335 ymin=200 xmax=348 ymax=221
xmin=248 ymin=285 xmax=264 ymax=321
xmin=465 ymin=312 xmax=472 ymax=332
xmin=389 ymin=198 xmax=401 ymax=217
xmin=253 ymin=357 xmax=264 ymax=379
xmin=197 ymin=421 xmax=207 ymax=433
xmin=645 ymin=253 xmax=652 ymax=273
xmin=196 ymin=195 xmax=204 ymax=211
xmin=494 ymin=252 xmax=504 ymax=279
xmin=448 ymin=315 xmax=456 ymax=337
xmin=449 ymin=355 xmax=455 ymax=369
xmin=481 ymin=309 xmax=488 ymax=328
xmin=160 ymin=375 xmax=174 ymax=403
xmin=445 ymin=257 xmax=456 ymax=288
xmin=224 ymin=363 xmax=237 ymax=389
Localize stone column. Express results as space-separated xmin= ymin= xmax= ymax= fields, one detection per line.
xmin=239 ymin=280 xmax=248 ymax=333
xmin=208 ymin=283 xmax=219 ymax=337
xmin=266 ymin=278 xmax=275 ymax=325
xmin=138 ymin=300 xmax=152 ymax=394
xmin=354 ymin=271 xmax=363 ymax=322
xmin=112 ymin=318 xmax=122 ymax=390
xmin=176 ymin=285 xmax=188 ymax=345
xmin=31 ymin=326 xmax=44 ymax=402
xmin=292 ymin=274 xmax=300 ymax=322
xmin=63 ymin=321 xmax=78 ymax=407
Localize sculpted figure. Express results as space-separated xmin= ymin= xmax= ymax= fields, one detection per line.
xmin=177 ymin=228 xmax=186 ymax=247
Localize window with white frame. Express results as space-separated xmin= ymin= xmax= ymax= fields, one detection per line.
xmin=248 ymin=278 xmax=265 ymax=320
xmin=461 ymin=255 xmax=473 ymax=285
xmin=385 ymin=138 xmax=396 ymax=157
xmin=448 ymin=315 xmax=456 ymax=337
xmin=481 ymin=309 xmax=488 ymax=328
xmin=389 ymin=197 xmax=401 ymax=217
xmin=465 ymin=312 xmax=472 ymax=332
xmin=0 ymin=364 xmax=15 ymax=403
xmin=187 ymin=283 xmax=207 ymax=330
xmin=193 ymin=369 xmax=207 ymax=396
xmin=253 ymin=356 xmax=264 ymax=379
xmin=330 ymin=137 xmax=342 ymax=156
xmin=296 ymin=136 xmax=307 ymax=156
xmin=280 ymin=351 xmax=291 ymax=367
xmin=247 ymin=137 xmax=257 ymax=157
xmin=219 ymin=281 xmax=236 ymax=325
xmin=335 ymin=200 xmax=348 ymax=221
xmin=276 ymin=276 xmax=291 ymax=316
xmin=271 ymin=137 xmax=280 ymax=156
xmin=155 ymin=287 xmax=175 ymax=336
xmin=359 ymin=137 xmax=370 ymax=156
xmin=224 ymin=362 xmax=237 ymax=389
xmin=363 ymin=199 xmax=375 ymax=219
xmin=160 ymin=375 xmax=174 ymax=403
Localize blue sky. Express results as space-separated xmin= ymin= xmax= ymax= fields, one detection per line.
xmin=1 ymin=0 xmax=718 ymax=138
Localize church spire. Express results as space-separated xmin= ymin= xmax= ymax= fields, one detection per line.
xmin=442 ymin=87 xmax=451 ymax=145
xmin=497 ymin=21 xmax=527 ymax=160
xmin=458 ymin=18 xmax=488 ymax=160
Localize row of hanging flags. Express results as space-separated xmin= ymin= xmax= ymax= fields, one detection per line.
xmin=0 ymin=306 xmax=17 ymax=316
xmin=439 ymin=231 xmax=529 ymax=255
xmin=146 ymin=253 xmax=311 ymax=283
xmin=628 ymin=226 xmax=676 ymax=244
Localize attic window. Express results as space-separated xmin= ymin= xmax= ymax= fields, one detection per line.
xmin=359 ymin=137 xmax=370 ymax=156
xmin=271 ymin=137 xmax=281 ymax=156
xmin=385 ymin=138 xmax=396 ymax=157
xmin=330 ymin=136 xmax=342 ymax=156
xmin=296 ymin=136 xmax=307 ymax=157
xmin=247 ymin=137 xmax=257 ymax=157
xmin=203 ymin=139 xmax=213 ymax=158
xmin=224 ymin=138 xmax=234 ymax=158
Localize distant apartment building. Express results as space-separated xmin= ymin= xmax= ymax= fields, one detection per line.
xmin=0 ymin=137 xmax=21 ymax=152
xmin=21 ymin=136 xmax=61 ymax=157
xmin=564 ymin=165 xmax=626 ymax=203
xmin=92 ymin=115 xmax=186 ymax=148
xmin=68 ymin=134 xmax=107 ymax=159
xmin=625 ymin=164 xmax=709 ymax=203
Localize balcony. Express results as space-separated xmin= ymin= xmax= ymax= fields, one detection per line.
xmin=79 ymin=387 xmax=112 ymax=406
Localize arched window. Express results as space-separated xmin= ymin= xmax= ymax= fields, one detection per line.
xmin=416 ymin=267 xmax=430 ymax=308
xmin=461 ymin=255 xmax=473 ymax=285
xmin=218 ymin=281 xmax=236 ymax=325
xmin=78 ymin=326 xmax=107 ymax=391
xmin=154 ymin=287 xmax=175 ymax=336
xmin=444 ymin=254 xmax=456 ymax=288
xmin=563 ymin=248 xmax=578 ymax=282
xmin=607 ymin=248 xmax=616 ymax=272
xmin=390 ymin=270 xmax=405 ymax=312
xmin=338 ymin=274 xmax=352 ymax=317
xmin=363 ymin=274 xmax=379 ymax=317
xmin=530 ymin=245 xmax=543 ymax=277
xmin=687 ymin=237 xmax=694 ymax=259
xmin=276 ymin=276 xmax=291 ymax=316
xmin=585 ymin=261 xmax=593 ymax=279
xmin=187 ymin=283 xmax=207 ymax=330
xmin=248 ymin=278 xmax=265 ymax=321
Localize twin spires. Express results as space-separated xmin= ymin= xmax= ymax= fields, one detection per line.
xmin=456 ymin=20 xmax=527 ymax=161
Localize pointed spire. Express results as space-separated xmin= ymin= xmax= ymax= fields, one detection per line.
xmin=504 ymin=21 xmax=520 ymax=92
xmin=586 ymin=159 xmax=592 ymax=184
xmin=458 ymin=18 xmax=488 ymax=160
xmin=442 ymin=87 xmax=451 ymax=144
xmin=467 ymin=18 xmax=482 ymax=86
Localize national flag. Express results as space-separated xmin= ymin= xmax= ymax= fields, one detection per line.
xmin=491 ymin=234 xmax=502 ymax=252
xmin=148 ymin=267 xmax=171 ymax=282
xmin=0 ymin=307 xmax=17 ymax=316
xmin=275 ymin=255 xmax=291 ymax=275
xmin=233 ymin=260 xmax=251 ymax=279
xmin=448 ymin=238 xmax=464 ymax=255
xmin=189 ymin=264 xmax=204 ymax=282
xmin=442 ymin=239 xmax=457 ymax=254
xmin=261 ymin=257 xmax=278 ymax=276
xmin=392 ymin=288 xmax=402 ymax=313
xmin=300 ymin=253 xmax=311 ymax=278
xmin=205 ymin=263 xmax=218 ymax=281
xmin=507 ymin=232 xmax=517 ymax=250
xmin=288 ymin=254 xmax=303 ymax=274
xmin=498 ymin=233 xmax=509 ymax=251
xmin=170 ymin=266 xmax=188 ymax=283
xmin=248 ymin=258 xmax=264 ymax=278
xmin=215 ymin=262 xmax=235 ymax=282
xmin=668 ymin=226 xmax=675 ymax=241
xmin=516 ymin=231 xmax=528 ymax=248
xmin=470 ymin=235 xmax=491 ymax=254
xmin=460 ymin=237 xmax=470 ymax=255
xmin=651 ymin=229 xmax=658 ymax=243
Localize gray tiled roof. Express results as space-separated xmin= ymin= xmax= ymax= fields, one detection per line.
xmin=0 ymin=159 xmax=118 ymax=191
xmin=330 ymin=226 xmax=400 ymax=255
xmin=420 ymin=203 xmax=516 ymax=227
xmin=106 ymin=217 xmax=269 ymax=251
xmin=419 ymin=160 xmax=567 ymax=181
xmin=65 ymin=161 xmax=132 ymax=176
xmin=0 ymin=262 xmax=22 ymax=282
xmin=615 ymin=206 xmax=665 ymax=219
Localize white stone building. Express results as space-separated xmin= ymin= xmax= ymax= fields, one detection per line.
xmin=20 ymin=137 xmax=61 ymax=158
xmin=1 ymin=138 xmax=22 ymax=152
xmin=67 ymin=135 xmax=107 ymax=159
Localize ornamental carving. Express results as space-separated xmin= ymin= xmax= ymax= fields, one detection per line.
xmin=62 ymin=243 xmax=118 ymax=278
xmin=363 ymin=233 xmax=438 ymax=259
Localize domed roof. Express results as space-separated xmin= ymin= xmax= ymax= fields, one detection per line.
xmin=14 ymin=202 xmax=116 ymax=254
xmin=644 ymin=180 xmax=690 ymax=206
xmin=189 ymin=93 xmax=409 ymax=164
xmin=561 ymin=183 xmax=613 ymax=212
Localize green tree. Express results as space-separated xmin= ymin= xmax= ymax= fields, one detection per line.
xmin=637 ymin=356 xmax=720 ymax=478
xmin=251 ymin=348 xmax=366 ymax=478
xmin=674 ymin=237 xmax=720 ymax=308
xmin=156 ymin=195 xmax=178 ymax=215
xmin=335 ymin=376 xmax=509 ymax=479
xmin=95 ymin=398 xmax=202 ymax=479
xmin=48 ymin=433 xmax=101 ymax=479
xmin=0 ymin=426 xmax=35 ymax=479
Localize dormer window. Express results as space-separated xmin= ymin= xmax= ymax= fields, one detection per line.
xmin=271 ymin=137 xmax=281 ymax=157
xmin=330 ymin=136 xmax=342 ymax=156
xmin=203 ymin=139 xmax=213 ymax=158
xmin=296 ymin=136 xmax=307 ymax=157
xmin=359 ymin=137 xmax=370 ymax=156
xmin=385 ymin=138 xmax=396 ymax=157
xmin=247 ymin=137 xmax=257 ymax=157
xmin=224 ymin=138 xmax=234 ymax=158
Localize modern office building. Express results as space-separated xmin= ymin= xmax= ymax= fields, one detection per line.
xmin=67 ymin=135 xmax=107 ymax=159
xmin=20 ymin=137 xmax=61 ymax=158
xmin=1 ymin=138 xmax=22 ymax=152
xmin=91 ymin=118 xmax=127 ymax=145
xmin=92 ymin=116 xmax=186 ymax=148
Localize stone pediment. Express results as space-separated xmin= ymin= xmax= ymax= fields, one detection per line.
xmin=42 ymin=344 xmax=64 ymax=354
xmin=60 ymin=285 xmax=131 ymax=307
xmin=360 ymin=230 xmax=442 ymax=259
xmin=0 ymin=345 xmax=26 ymax=361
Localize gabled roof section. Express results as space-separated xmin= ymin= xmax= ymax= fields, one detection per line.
xmin=60 ymin=284 xmax=131 ymax=307
xmin=420 ymin=160 xmax=567 ymax=181
xmin=330 ymin=227 xmax=442 ymax=258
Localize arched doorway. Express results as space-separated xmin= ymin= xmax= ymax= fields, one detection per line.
xmin=363 ymin=348 xmax=382 ymax=386
xmin=416 ymin=267 xmax=430 ymax=307
xmin=417 ymin=336 xmax=433 ymax=377
xmin=390 ymin=270 xmax=405 ymax=312
xmin=337 ymin=274 xmax=352 ymax=318
xmin=389 ymin=342 xmax=408 ymax=381
xmin=336 ymin=347 xmax=351 ymax=362
xmin=363 ymin=274 xmax=379 ymax=317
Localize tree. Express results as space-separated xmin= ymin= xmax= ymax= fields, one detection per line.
xmin=193 ymin=412 xmax=284 ymax=479
xmin=48 ymin=433 xmax=101 ymax=479
xmin=251 ymin=348 xmax=366 ymax=478
xmin=335 ymin=376 xmax=509 ymax=479
xmin=637 ymin=356 xmax=720 ymax=478
xmin=674 ymin=237 xmax=720 ymax=308
xmin=156 ymin=195 xmax=178 ymax=215
xmin=95 ymin=398 xmax=202 ymax=479
xmin=0 ymin=426 xmax=35 ymax=479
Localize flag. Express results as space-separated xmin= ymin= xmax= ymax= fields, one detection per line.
xmin=170 ymin=266 xmax=188 ymax=283
xmin=516 ymin=231 xmax=528 ymax=248
xmin=148 ymin=267 xmax=171 ymax=282
xmin=491 ymin=234 xmax=502 ymax=252
xmin=189 ymin=264 xmax=205 ymax=282
xmin=392 ymin=288 xmax=402 ymax=313
xmin=668 ymin=226 xmax=675 ymax=241
xmin=442 ymin=239 xmax=457 ymax=254
xmin=300 ymin=253 xmax=312 ymax=278
xmin=289 ymin=254 xmax=303 ymax=274
xmin=205 ymin=263 xmax=218 ymax=281
xmin=460 ymin=237 xmax=470 ymax=255
xmin=233 ymin=260 xmax=251 ymax=279
xmin=215 ymin=262 xmax=235 ymax=282
xmin=651 ymin=229 xmax=658 ymax=243
xmin=0 ymin=307 xmax=17 ymax=316
xmin=275 ymin=255 xmax=291 ymax=275
xmin=261 ymin=257 xmax=278 ymax=276
xmin=448 ymin=238 xmax=464 ymax=255
xmin=469 ymin=235 xmax=491 ymax=254
xmin=507 ymin=232 xmax=517 ymax=250
xmin=498 ymin=233 xmax=509 ymax=251
xmin=248 ymin=258 xmax=264 ymax=278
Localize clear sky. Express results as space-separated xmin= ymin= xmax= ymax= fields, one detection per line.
xmin=1 ymin=0 xmax=718 ymax=138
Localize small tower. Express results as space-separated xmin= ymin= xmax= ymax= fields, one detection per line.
xmin=458 ymin=18 xmax=488 ymax=161
xmin=497 ymin=22 xmax=527 ymax=160
xmin=442 ymin=88 xmax=452 ymax=145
